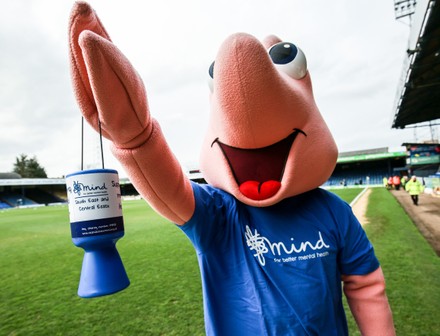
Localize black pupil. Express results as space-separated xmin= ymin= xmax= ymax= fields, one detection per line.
xmin=269 ymin=43 xmax=298 ymax=65
xmin=209 ymin=61 xmax=215 ymax=78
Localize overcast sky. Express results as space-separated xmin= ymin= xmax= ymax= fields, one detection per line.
xmin=0 ymin=0 xmax=432 ymax=178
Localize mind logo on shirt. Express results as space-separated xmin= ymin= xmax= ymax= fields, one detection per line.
xmin=244 ymin=225 xmax=330 ymax=266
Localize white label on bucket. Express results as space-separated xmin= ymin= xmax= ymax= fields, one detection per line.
xmin=66 ymin=171 xmax=122 ymax=222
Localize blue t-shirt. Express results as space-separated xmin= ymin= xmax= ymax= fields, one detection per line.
xmin=180 ymin=183 xmax=379 ymax=336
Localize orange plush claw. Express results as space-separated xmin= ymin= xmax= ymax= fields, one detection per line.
xmin=69 ymin=1 xmax=151 ymax=148
xmin=68 ymin=2 xmax=194 ymax=224
xmin=69 ymin=1 xmax=110 ymax=138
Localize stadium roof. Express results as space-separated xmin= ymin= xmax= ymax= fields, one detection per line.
xmin=337 ymin=147 xmax=407 ymax=164
xmin=392 ymin=0 xmax=440 ymax=129
xmin=0 ymin=172 xmax=21 ymax=179
xmin=0 ymin=174 xmax=204 ymax=187
xmin=0 ymin=177 xmax=133 ymax=187
xmin=0 ymin=178 xmax=66 ymax=187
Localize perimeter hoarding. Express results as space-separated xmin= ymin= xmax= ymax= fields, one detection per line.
xmin=405 ymin=143 xmax=440 ymax=165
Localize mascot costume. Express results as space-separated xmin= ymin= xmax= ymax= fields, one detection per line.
xmin=68 ymin=2 xmax=395 ymax=335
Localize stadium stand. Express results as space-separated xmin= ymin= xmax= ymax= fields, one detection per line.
xmin=0 ymin=192 xmax=38 ymax=207
xmin=0 ymin=201 xmax=11 ymax=209
xmin=1 ymin=143 xmax=438 ymax=207
xmin=325 ymin=168 xmax=390 ymax=187
xmin=0 ymin=175 xmax=67 ymax=208
xmin=324 ymin=147 xmax=408 ymax=187
xmin=24 ymin=188 xmax=65 ymax=205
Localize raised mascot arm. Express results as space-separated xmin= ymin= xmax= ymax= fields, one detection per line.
xmin=68 ymin=1 xmax=195 ymax=224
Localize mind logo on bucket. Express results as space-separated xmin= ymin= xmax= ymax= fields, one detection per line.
xmin=68 ymin=180 xmax=108 ymax=197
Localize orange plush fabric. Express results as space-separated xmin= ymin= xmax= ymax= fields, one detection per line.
xmin=200 ymin=33 xmax=338 ymax=206
xmin=343 ymin=268 xmax=396 ymax=335
xmin=68 ymin=2 xmax=194 ymax=224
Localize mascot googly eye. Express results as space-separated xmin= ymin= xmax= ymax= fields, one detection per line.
xmin=207 ymin=61 xmax=215 ymax=92
xmin=268 ymin=42 xmax=307 ymax=79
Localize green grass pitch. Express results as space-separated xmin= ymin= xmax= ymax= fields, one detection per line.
xmin=1 ymin=187 xmax=439 ymax=335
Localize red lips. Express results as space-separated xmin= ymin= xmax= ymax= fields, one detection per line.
xmin=239 ymin=180 xmax=282 ymax=201
xmin=213 ymin=130 xmax=306 ymax=201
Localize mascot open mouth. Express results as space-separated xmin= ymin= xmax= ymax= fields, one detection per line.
xmin=212 ymin=129 xmax=306 ymax=200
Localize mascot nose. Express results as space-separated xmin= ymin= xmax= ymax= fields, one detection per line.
xmin=211 ymin=33 xmax=307 ymax=148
